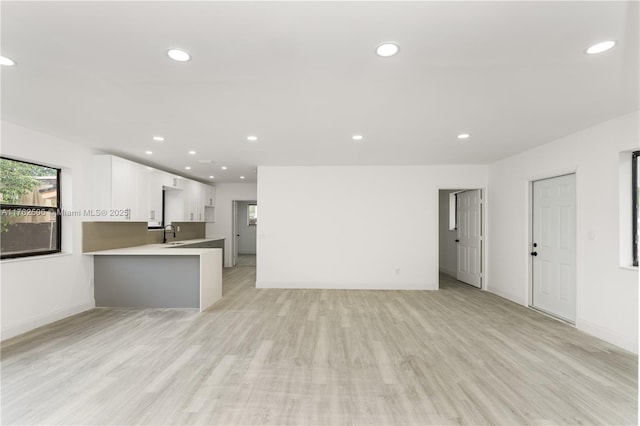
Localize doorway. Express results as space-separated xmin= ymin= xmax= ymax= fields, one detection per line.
xmin=531 ymin=174 xmax=576 ymax=323
xmin=231 ymin=200 xmax=257 ymax=267
xmin=438 ymin=189 xmax=484 ymax=289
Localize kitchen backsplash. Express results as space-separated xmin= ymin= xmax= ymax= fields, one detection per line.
xmin=83 ymin=221 xmax=206 ymax=252
xmin=146 ymin=222 xmax=206 ymax=244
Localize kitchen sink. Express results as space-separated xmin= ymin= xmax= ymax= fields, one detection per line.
xmin=164 ymin=242 xmax=185 ymax=246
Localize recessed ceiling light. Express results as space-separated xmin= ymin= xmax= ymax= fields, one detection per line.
xmin=188 ymin=150 xmax=196 ymax=155
xmin=376 ymin=42 xmax=399 ymax=57
xmin=457 ymin=133 xmax=470 ymax=139
xmin=153 ymin=136 xmax=165 ymax=142
xmin=586 ymin=40 xmax=616 ymax=55
xmin=0 ymin=56 xmax=16 ymax=66
xmin=352 ymin=134 xmax=364 ymax=141
xmin=209 ymin=175 xmax=214 ymax=179
xmin=185 ymin=166 xmax=191 ymax=170
xmin=146 ymin=167 xmax=153 ymax=171
xmin=167 ymin=48 xmax=191 ymax=62
xmin=247 ymin=135 xmax=258 ymax=142
xmin=221 ymin=166 xmax=228 ymax=170
xmin=240 ymin=176 xmax=245 ymax=179
xmin=145 ymin=150 xmax=153 ymax=155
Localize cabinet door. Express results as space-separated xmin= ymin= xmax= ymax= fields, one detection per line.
xmin=195 ymin=183 xmax=207 ymax=221
xmin=202 ymin=184 xmax=215 ymax=207
xmin=110 ymin=157 xmax=136 ymax=221
xmin=182 ymin=180 xmax=198 ymax=222
xmin=135 ymin=164 xmax=150 ymax=222
xmin=192 ymin=182 xmax=201 ymax=222
xmin=146 ymin=168 xmax=164 ymax=226
xmin=202 ymin=184 xmax=215 ymax=222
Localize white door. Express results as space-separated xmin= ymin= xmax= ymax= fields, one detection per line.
xmin=456 ymin=190 xmax=482 ymax=288
xmin=532 ymin=174 xmax=576 ymax=322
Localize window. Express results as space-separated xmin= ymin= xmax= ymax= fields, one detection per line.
xmin=448 ymin=192 xmax=458 ymax=230
xmin=248 ymin=204 xmax=257 ymax=226
xmin=1 ymin=157 xmax=61 ymax=259
xmin=633 ymin=151 xmax=639 ymax=267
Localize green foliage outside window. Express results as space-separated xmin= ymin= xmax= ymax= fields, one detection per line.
xmin=0 ymin=158 xmax=58 ymax=233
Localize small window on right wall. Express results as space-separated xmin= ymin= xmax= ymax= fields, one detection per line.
xmin=633 ymin=151 xmax=639 ymax=267
xmin=248 ymin=204 xmax=257 ymax=226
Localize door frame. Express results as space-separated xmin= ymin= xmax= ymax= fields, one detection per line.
xmin=231 ymin=199 xmax=257 ymax=267
xmin=437 ymin=186 xmax=488 ymax=290
xmin=527 ymin=168 xmax=580 ymax=323
xmin=232 ymin=200 xmax=238 ymax=267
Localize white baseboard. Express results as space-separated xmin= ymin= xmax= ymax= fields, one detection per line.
xmin=486 ymin=287 xmax=527 ymax=306
xmin=576 ymin=318 xmax=638 ymax=354
xmin=1 ymin=301 xmax=95 ymax=342
xmin=256 ymin=281 xmax=438 ymax=290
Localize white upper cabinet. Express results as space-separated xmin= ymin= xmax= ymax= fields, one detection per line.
xmin=202 ymin=184 xmax=215 ymax=207
xmin=182 ymin=180 xmax=197 ymax=222
xmin=92 ymin=155 xmax=216 ymax=225
xmin=92 ymin=155 xmax=146 ymax=222
xmin=182 ymin=181 xmax=215 ymax=222
xmin=146 ymin=168 xmax=164 ymax=227
xmin=203 ymin=184 xmax=216 ymax=223
xmin=198 ymin=183 xmax=215 ymax=221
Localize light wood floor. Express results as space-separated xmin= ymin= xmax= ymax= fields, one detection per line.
xmin=1 ymin=256 xmax=637 ymax=425
xmin=236 ymin=253 xmax=257 ymax=267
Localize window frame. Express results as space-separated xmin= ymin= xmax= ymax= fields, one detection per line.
xmin=247 ymin=203 xmax=257 ymax=226
xmin=0 ymin=157 xmax=62 ymax=260
xmin=633 ymin=151 xmax=639 ymax=267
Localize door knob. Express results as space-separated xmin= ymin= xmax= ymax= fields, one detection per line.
xmin=455 ymin=239 xmax=460 ymax=242
xmin=530 ymin=251 xmax=538 ymax=256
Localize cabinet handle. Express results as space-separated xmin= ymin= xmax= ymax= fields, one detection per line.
xmin=190 ymin=213 xmax=194 ymax=221
xmin=209 ymin=198 xmax=212 ymax=205
xmin=150 ymin=210 xmax=155 ymax=220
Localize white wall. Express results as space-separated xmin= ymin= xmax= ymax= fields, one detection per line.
xmin=236 ymin=201 xmax=257 ymax=254
xmin=439 ymin=190 xmax=458 ymax=277
xmin=206 ymin=183 xmax=257 ymax=267
xmin=489 ymin=111 xmax=639 ymax=353
xmin=257 ymin=165 xmax=488 ymax=290
xmin=1 ymin=121 xmax=95 ymax=340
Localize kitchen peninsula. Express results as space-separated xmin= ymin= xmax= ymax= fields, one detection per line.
xmin=86 ymin=238 xmax=224 ymax=312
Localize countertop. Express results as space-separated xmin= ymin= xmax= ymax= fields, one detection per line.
xmin=85 ymin=237 xmax=225 ymax=256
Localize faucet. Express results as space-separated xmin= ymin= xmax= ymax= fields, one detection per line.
xmin=163 ymin=224 xmax=176 ymax=244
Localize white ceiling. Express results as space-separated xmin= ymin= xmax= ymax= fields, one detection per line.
xmin=2 ymin=1 xmax=638 ymax=183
